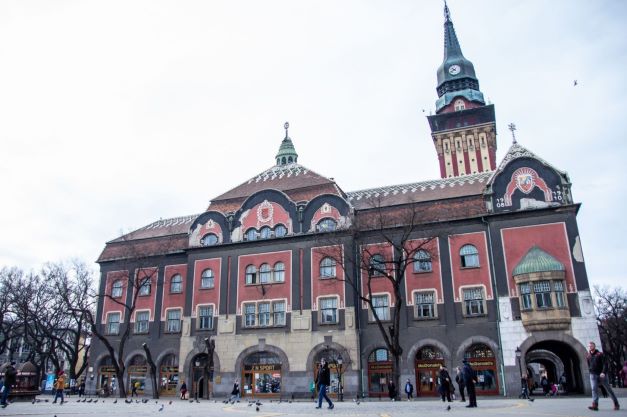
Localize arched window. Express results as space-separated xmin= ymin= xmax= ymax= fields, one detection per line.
xmin=245 ymin=265 xmax=257 ymax=285
xmin=111 ymin=280 xmax=123 ymax=298
xmin=288 ymin=156 xmax=293 ymax=163
xmin=260 ymin=226 xmax=272 ymax=239
xmin=281 ymin=157 xmax=286 ymax=165
xmin=369 ymin=348 xmax=390 ymax=362
xmin=454 ymin=99 xmax=465 ymax=111
xmin=273 ymin=262 xmax=285 ymax=282
xmin=201 ymin=233 xmax=218 ymax=246
xmin=201 ymin=269 xmax=214 ymax=289
xmin=413 ymin=250 xmax=432 ymax=273
xmin=170 ymin=274 xmax=182 ymax=293
xmin=460 ymin=244 xmax=479 ymax=268
xmin=320 ymin=257 xmax=336 ymax=278
xmin=317 ymin=218 xmax=337 ymax=232
xmin=259 ymin=263 xmax=271 ymax=283
xmin=274 ymin=224 xmax=287 ymax=237
xmin=369 ymin=254 xmax=386 ymax=276
xmin=416 ymin=346 xmax=444 ymax=360
xmin=245 ymin=228 xmax=258 ymax=241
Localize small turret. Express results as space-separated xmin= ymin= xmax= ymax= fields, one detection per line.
xmin=275 ymin=122 xmax=299 ymax=166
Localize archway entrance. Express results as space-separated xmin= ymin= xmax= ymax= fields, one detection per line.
xmin=241 ymin=351 xmax=282 ymax=398
xmin=127 ymin=355 xmax=147 ymax=396
xmin=464 ymin=344 xmax=498 ymax=395
xmin=313 ymin=348 xmax=344 ymax=399
xmin=525 ymin=340 xmax=583 ymax=394
xmin=159 ymin=354 xmax=179 ymax=396
xmin=190 ymin=353 xmax=209 ymax=399
xmin=97 ymin=356 xmax=116 ymax=395
xmin=415 ymin=346 xmax=444 ymax=396
xmin=367 ymin=349 xmax=392 ymax=398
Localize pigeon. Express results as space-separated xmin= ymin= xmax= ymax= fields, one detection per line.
xmin=256 ymin=406 xmax=260 ymax=412
xmin=446 ymin=405 xmax=451 ymax=411
xmin=125 ymin=399 xmax=132 ymax=404
xmin=529 ymin=398 xmax=535 ymax=402
xmin=76 ymin=399 xmax=81 ymax=403
xmin=113 ymin=399 xmax=118 ymax=404
xmin=168 ymin=400 xmax=172 ymax=405
xmin=189 ymin=400 xmax=193 ymax=403
xmin=87 ymin=398 xmax=93 ymax=403
xmin=248 ymin=403 xmax=253 ymax=407
xmin=32 ymin=399 xmax=36 ymax=404
xmin=158 ymin=404 xmax=164 ymax=412
xmin=195 ymin=399 xmax=200 ymax=403
xmin=94 ymin=399 xmax=99 ymax=403
xmin=255 ymin=401 xmax=262 ymax=406
xmin=45 ymin=399 xmax=49 ymax=402
xmin=573 ymin=80 xmax=578 ymax=86
xmin=81 ymin=398 xmax=87 ymax=403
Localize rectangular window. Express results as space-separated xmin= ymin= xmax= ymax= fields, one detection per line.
xmin=553 ymin=280 xmax=566 ymax=308
xmin=166 ymin=310 xmax=181 ymax=333
xmin=320 ymin=298 xmax=338 ymax=324
xmin=534 ymin=281 xmax=552 ymax=308
xmin=258 ymin=302 xmax=271 ymax=326
xmin=244 ymin=303 xmax=256 ymax=327
xmin=198 ymin=305 xmax=214 ymax=330
xmin=107 ymin=312 xmax=120 ymax=335
xmin=463 ymin=287 xmax=485 ymax=316
xmin=135 ymin=311 xmax=149 ymax=334
xmin=371 ymin=295 xmax=390 ymax=321
xmin=138 ymin=279 xmax=151 ymax=296
xmin=519 ymin=282 xmax=532 ymax=310
xmin=414 ymin=292 xmax=435 ymax=319
xmin=273 ymin=301 xmax=286 ymax=326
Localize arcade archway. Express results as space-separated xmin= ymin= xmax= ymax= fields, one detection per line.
xmin=525 ymin=340 xmax=583 ymax=394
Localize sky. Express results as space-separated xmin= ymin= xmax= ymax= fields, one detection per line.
xmin=1 ymin=1 xmax=625 ymax=289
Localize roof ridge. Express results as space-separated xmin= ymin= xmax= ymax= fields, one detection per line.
xmin=346 ymin=172 xmax=493 ymax=201
xmin=140 ymin=214 xmax=199 ymax=230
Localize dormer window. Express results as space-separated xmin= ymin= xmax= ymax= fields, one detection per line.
xmin=245 ymin=228 xmax=258 ymax=241
xmin=454 ymin=99 xmax=465 ymax=111
xmin=274 ymin=224 xmax=287 ymax=237
xmin=317 ymin=218 xmax=337 ymax=232
xmin=201 ymin=233 xmax=218 ymax=246
xmin=260 ymin=226 xmax=272 ymax=239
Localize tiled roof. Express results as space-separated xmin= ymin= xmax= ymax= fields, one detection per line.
xmin=210 ymin=163 xmax=342 ymax=204
xmin=513 ymin=246 xmax=565 ymax=276
xmin=347 ymin=172 xmax=492 ymax=209
xmin=109 ymin=214 xmax=198 ymax=243
xmin=491 ymin=142 xmax=566 ymax=182
xmin=98 ymin=234 xmax=188 ymax=263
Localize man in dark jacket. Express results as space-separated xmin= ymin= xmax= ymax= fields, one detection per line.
xmin=315 ymin=359 xmax=334 ymax=410
xmin=462 ymin=359 xmax=477 ymax=408
xmin=1 ymin=362 xmax=17 ymax=408
xmin=587 ymin=341 xmax=619 ymax=411
xmin=455 ymin=366 xmax=466 ymax=402
xmin=438 ymin=365 xmax=452 ymax=402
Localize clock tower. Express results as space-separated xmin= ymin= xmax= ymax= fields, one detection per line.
xmin=427 ymin=2 xmax=497 ymax=178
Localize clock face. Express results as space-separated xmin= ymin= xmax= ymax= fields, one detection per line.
xmin=448 ymin=64 xmax=461 ymax=75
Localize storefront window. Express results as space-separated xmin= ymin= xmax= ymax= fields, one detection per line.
xmin=367 ymin=349 xmax=392 ymax=397
xmin=415 ymin=346 xmax=444 ymax=396
xmin=127 ymin=355 xmax=147 ymax=396
xmin=159 ymin=354 xmax=179 ymax=396
xmin=464 ymin=344 xmax=498 ymax=395
xmin=242 ymin=352 xmax=282 ymax=398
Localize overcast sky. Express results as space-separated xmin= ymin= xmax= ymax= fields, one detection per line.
xmin=1 ymin=1 xmax=625 ymax=289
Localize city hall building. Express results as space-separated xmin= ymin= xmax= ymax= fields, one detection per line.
xmin=90 ymin=5 xmax=600 ymax=399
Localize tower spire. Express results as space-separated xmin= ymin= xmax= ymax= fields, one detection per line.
xmin=275 ymin=121 xmax=299 ymax=166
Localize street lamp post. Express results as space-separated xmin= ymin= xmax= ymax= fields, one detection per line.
xmin=337 ymin=354 xmax=343 ymax=402
xmin=516 ymin=347 xmax=526 ymax=399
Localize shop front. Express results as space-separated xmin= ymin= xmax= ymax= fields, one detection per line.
xmin=464 ymin=344 xmax=499 ymax=395
xmin=313 ymin=349 xmax=344 ymax=399
xmin=127 ymin=355 xmax=148 ymax=396
xmin=241 ymin=352 xmax=282 ymax=398
xmin=415 ymin=346 xmax=444 ymax=396
xmin=98 ymin=356 xmax=117 ymax=395
xmin=191 ymin=353 xmax=210 ymax=399
xmin=367 ymin=349 xmax=392 ymax=398
xmin=159 ymin=354 xmax=179 ymax=396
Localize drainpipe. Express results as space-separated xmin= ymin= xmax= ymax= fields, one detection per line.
xmin=482 ymin=216 xmax=507 ymax=397
xmin=353 ymin=238 xmax=364 ymax=398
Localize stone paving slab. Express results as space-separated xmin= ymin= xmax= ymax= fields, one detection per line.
xmin=0 ymin=395 xmax=624 ymax=417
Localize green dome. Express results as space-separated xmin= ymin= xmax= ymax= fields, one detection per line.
xmin=513 ymin=246 xmax=565 ymax=276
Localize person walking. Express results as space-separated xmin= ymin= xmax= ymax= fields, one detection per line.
xmin=180 ymin=381 xmax=188 ymax=400
xmin=78 ymin=380 xmax=85 ymax=398
xmin=455 ymin=366 xmax=466 ymax=402
xmin=229 ymin=379 xmax=240 ymax=402
xmin=619 ymin=361 xmax=627 ymax=389
xmin=387 ymin=380 xmax=396 ymax=401
xmin=53 ymin=370 xmax=66 ymax=404
xmin=131 ymin=380 xmax=140 ymax=397
xmin=404 ymin=378 xmax=414 ymax=401
xmin=586 ymin=341 xmax=620 ymax=411
xmin=314 ymin=358 xmax=334 ymax=410
xmin=462 ymin=359 xmax=477 ymax=408
xmin=438 ymin=365 xmax=452 ymax=402
xmin=0 ymin=361 xmax=17 ymax=408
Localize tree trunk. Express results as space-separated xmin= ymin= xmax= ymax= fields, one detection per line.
xmin=142 ymin=344 xmax=159 ymax=399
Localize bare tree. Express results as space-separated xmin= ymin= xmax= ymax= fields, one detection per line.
xmin=594 ymin=285 xmax=627 ymax=380
xmin=319 ymin=202 xmax=442 ymax=399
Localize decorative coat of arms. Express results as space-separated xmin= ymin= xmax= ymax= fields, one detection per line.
xmin=502 ymin=167 xmax=552 ymax=207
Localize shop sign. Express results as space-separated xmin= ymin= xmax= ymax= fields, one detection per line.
xmin=469 ymin=360 xmax=495 ymax=367
xmin=244 ymin=364 xmax=281 ymax=372
xmin=99 ymin=366 xmax=117 ymax=373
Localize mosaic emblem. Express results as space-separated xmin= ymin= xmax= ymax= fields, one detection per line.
xmin=321 ymin=203 xmax=331 ymax=213
xmin=257 ymin=200 xmax=274 ymax=223
xmin=514 ymin=167 xmax=536 ymax=194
